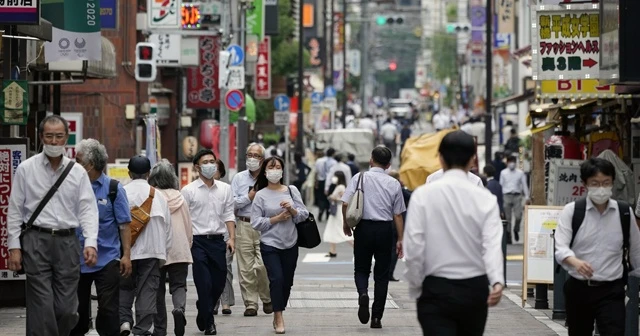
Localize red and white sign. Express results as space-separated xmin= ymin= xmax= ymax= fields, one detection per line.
xmin=187 ymin=36 xmax=221 ymax=109
xmin=254 ymin=36 xmax=271 ymax=99
xmin=224 ymin=89 xmax=245 ymax=112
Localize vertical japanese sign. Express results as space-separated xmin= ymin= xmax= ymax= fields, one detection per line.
xmin=246 ymin=0 xmax=264 ymax=39
xmin=600 ymin=0 xmax=619 ymax=81
xmin=186 ymin=36 xmax=220 ymax=109
xmin=0 ymin=138 xmax=28 ymax=281
xmin=42 ymin=0 xmax=102 ymax=62
xmin=532 ymin=4 xmax=600 ymax=80
xmin=497 ymin=0 xmax=515 ymax=34
xmin=254 ymin=36 xmax=271 ymax=99
xmin=0 ymin=0 xmax=40 ymax=25
xmin=547 ymin=159 xmax=585 ymax=206
xmin=470 ymin=6 xmax=485 ymax=65
xmin=333 ymin=12 xmax=344 ymax=90
xmin=148 ymin=0 xmax=181 ymax=29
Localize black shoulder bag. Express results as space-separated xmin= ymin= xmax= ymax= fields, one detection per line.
xmin=287 ymin=186 xmax=321 ymax=249
xmin=17 ymin=161 xmax=75 ymax=274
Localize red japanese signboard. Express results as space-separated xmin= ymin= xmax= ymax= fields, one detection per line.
xmin=254 ymin=36 xmax=271 ymax=99
xmin=187 ymin=36 xmax=221 ymax=109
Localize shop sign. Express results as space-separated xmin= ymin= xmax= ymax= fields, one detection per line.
xmin=186 ymin=36 xmax=220 ymax=109
xmin=540 ymin=79 xmax=616 ymax=98
xmin=531 ymin=4 xmax=600 ymax=80
xmin=254 ymin=36 xmax=271 ymax=99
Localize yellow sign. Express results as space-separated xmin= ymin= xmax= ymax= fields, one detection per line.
xmin=540 ymin=79 xmax=616 ymax=98
xmin=107 ymin=164 xmax=131 ymax=185
xmin=542 ymin=220 xmax=558 ymax=230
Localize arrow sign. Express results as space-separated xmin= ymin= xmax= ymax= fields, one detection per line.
xmin=274 ymin=94 xmax=290 ymax=112
xmin=226 ymin=45 xmax=245 ymax=66
xmin=582 ymin=58 xmax=598 ymax=68
xmin=311 ymin=92 xmax=323 ymax=105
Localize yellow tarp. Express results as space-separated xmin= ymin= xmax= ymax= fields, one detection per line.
xmin=399 ymin=129 xmax=455 ymax=190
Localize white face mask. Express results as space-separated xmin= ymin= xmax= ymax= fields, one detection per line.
xmin=588 ymin=186 xmax=613 ymax=205
xmin=508 ymin=162 xmax=516 ymax=170
xmin=246 ymin=158 xmax=261 ymax=171
xmin=331 ymin=176 xmax=339 ymax=184
xmin=266 ymin=169 xmax=283 ymax=183
xmin=43 ymin=144 xmax=66 ymax=157
xmin=200 ymin=163 xmax=217 ymax=179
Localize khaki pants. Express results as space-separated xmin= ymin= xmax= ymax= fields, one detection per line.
xmin=236 ymin=219 xmax=271 ymax=309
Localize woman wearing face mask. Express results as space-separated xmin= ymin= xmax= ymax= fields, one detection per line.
xmin=251 ymin=157 xmax=309 ymax=334
xmin=322 ymin=171 xmax=353 ymax=257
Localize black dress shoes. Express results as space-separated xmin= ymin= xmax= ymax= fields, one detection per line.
xmin=204 ymin=324 xmax=217 ymax=335
xmin=370 ymin=318 xmax=382 ymax=329
xmin=172 ymin=309 xmax=187 ymax=336
xmin=358 ymin=293 xmax=370 ymax=324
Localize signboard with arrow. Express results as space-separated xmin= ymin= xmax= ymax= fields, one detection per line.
xmin=531 ymin=4 xmax=601 ymax=80
xmin=1 ymin=80 xmax=28 ymax=125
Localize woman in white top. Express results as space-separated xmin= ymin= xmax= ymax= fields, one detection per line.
xmin=322 ymin=171 xmax=353 ymax=257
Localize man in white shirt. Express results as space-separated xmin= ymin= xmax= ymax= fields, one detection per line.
xmin=555 ymin=158 xmax=640 ymax=335
xmin=432 ymin=110 xmax=452 ymax=131
xmin=379 ymin=119 xmax=398 ymax=156
xmin=357 ymin=115 xmax=378 ymax=138
xmin=120 ymin=155 xmax=172 ymax=336
xmin=425 ymin=168 xmax=483 ymax=186
xmin=182 ymin=149 xmax=236 ymax=335
xmin=324 ymin=153 xmax=352 ymax=194
xmin=404 ymin=130 xmax=504 ymax=335
xmin=7 ymin=115 xmax=99 ymax=336
xmin=499 ymin=155 xmax=530 ymax=243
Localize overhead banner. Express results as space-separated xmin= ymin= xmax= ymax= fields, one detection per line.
xmin=186 ymin=36 xmax=221 ymax=109
xmin=531 ymin=4 xmax=600 ymax=80
xmin=246 ymin=0 xmax=264 ymax=39
xmin=540 ymin=80 xmax=616 ymax=98
xmin=42 ymin=0 xmax=102 ymax=62
xmin=254 ymin=36 xmax=271 ymax=99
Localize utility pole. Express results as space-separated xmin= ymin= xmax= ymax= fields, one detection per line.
xmin=237 ymin=0 xmax=250 ymax=172
xmin=484 ymin=0 xmax=492 ymax=165
xmin=296 ymin=0 xmax=304 ymax=151
xmin=359 ymin=0 xmax=368 ymax=114
xmin=329 ymin=0 xmax=335 ymax=89
xmin=219 ymin=0 xmax=230 ymax=181
xmin=341 ymin=0 xmax=347 ymax=126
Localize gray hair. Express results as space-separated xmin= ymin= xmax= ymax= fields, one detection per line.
xmin=246 ymin=142 xmax=265 ymax=156
xmin=148 ymin=159 xmax=179 ymax=190
xmin=76 ymin=138 xmax=108 ymax=171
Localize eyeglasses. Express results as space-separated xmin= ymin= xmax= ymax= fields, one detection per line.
xmin=43 ymin=133 xmax=66 ymax=141
xmin=587 ymin=181 xmax=613 ymax=188
xmin=246 ymin=153 xmax=263 ymax=159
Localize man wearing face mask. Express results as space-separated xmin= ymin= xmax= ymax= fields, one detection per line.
xmin=182 ymin=149 xmax=236 ymax=335
xmin=7 ymin=115 xmax=99 ymax=336
xmin=555 ymin=158 xmax=640 ymax=335
xmin=230 ymin=143 xmax=273 ymax=317
xmin=499 ymin=156 xmax=530 ymax=243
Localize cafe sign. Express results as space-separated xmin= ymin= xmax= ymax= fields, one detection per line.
xmin=531 ymin=4 xmax=600 ymax=80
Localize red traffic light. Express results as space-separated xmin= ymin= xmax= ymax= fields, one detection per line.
xmin=389 ymin=61 xmax=397 ymax=71
xmin=138 ymin=46 xmax=153 ymax=61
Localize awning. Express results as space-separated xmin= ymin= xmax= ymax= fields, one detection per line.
xmin=491 ymin=91 xmax=534 ymax=107
xmin=230 ymin=94 xmax=256 ymax=123
xmin=15 ymin=18 xmax=53 ymax=41
xmin=519 ymin=122 xmax=558 ymax=137
xmin=47 ymin=37 xmax=117 ymax=79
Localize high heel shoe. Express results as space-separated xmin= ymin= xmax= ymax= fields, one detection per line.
xmin=273 ymin=320 xmax=285 ymax=334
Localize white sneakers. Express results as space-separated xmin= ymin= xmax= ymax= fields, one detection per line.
xmin=119 ymin=322 xmax=131 ymax=336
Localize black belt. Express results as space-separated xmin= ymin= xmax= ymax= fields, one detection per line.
xmin=570 ymin=277 xmax=621 ymax=287
xmin=237 ymin=216 xmax=251 ymax=222
xmin=506 ymin=192 xmax=522 ymax=196
xmin=22 ymin=224 xmax=75 ymax=237
xmin=361 ymin=219 xmax=393 ymax=224
xmin=195 ymin=234 xmax=224 ymax=240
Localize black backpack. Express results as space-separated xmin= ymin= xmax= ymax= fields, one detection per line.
xmin=562 ymin=198 xmax=632 ymax=281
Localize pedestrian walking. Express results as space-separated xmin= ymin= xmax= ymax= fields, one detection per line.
xmin=324 ymin=153 xmax=352 ymax=195
xmin=315 ymin=148 xmax=336 ymax=221
xmin=251 ymin=156 xmax=309 ymax=334
xmin=556 ymin=158 xmax=640 ymax=336
xmin=231 ymin=144 xmax=273 ymax=317
xmin=346 ymin=153 xmax=360 ymax=177
xmin=120 ymin=155 xmax=172 ymax=336
xmin=148 ymin=159 xmax=193 ymax=336
xmin=500 ymin=155 xmax=530 ymax=243
xmin=484 ymin=164 xmax=505 ymax=221
xmin=7 ymin=115 xmax=99 ymax=336
xmin=71 ymin=139 xmax=133 ymax=336
xmin=404 ymin=130 xmax=505 ymax=335
xmin=387 ymin=170 xmax=412 ymax=282
xmin=425 ymin=167 xmax=483 ymax=186
xmin=182 ymin=149 xmax=236 ymax=335
xmin=322 ymin=171 xmax=353 ymax=257
xmin=341 ymin=146 xmax=406 ymax=329
xmin=213 ymin=159 xmax=236 ymax=315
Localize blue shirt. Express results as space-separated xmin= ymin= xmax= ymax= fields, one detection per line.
xmin=341 ymin=167 xmax=406 ymax=221
xmin=76 ymin=173 xmax=131 ymax=273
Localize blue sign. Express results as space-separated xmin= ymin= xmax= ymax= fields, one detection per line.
xmin=225 ymin=89 xmax=245 ymax=112
xmin=494 ymin=33 xmax=511 ymax=49
xmin=100 ymin=0 xmax=118 ymax=29
xmin=311 ymin=92 xmax=323 ymax=105
xmin=227 ymin=45 xmax=245 ymax=66
xmin=274 ymin=94 xmax=290 ymax=112
xmin=324 ymin=86 xmax=336 ymax=98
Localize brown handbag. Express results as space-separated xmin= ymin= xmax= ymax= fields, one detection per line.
xmin=130 ymin=187 xmax=155 ymax=246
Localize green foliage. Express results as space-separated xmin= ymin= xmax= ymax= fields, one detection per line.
xmin=263 ymin=132 xmax=281 ymax=144
xmin=446 ymin=3 xmax=458 ymax=23
xmin=270 ymin=0 xmax=310 ymax=76
xmin=255 ymin=99 xmax=272 ymax=122
xmin=432 ymin=31 xmax=457 ymax=81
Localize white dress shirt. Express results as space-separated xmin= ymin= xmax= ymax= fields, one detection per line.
xmin=380 ymin=123 xmax=398 ymax=141
xmin=555 ymin=199 xmax=640 ymax=281
xmin=7 ymin=153 xmax=99 ymax=249
xmin=124 ymin=179 xmax=172 ymax=261
xmin=499 ymin=167 xmax=529 ymax=198
xmin=432 ymin=113 xmax=452 ymax=130
xmin=314 ymin=156 xmax=328 ymax=181
xmin=425 ymin=168 xmax=483 ymax=187
xmin=324 ymin=162 xmax=352 ymax=192
xmin=404 ymin=169 xmax=504 ymax=299
xmin=181 ymin=178 xmax=235 ymax=235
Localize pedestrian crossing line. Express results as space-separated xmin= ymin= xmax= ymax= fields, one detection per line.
xmin=301 ymin=253 xmax=378 ymax=264
xmin=503 ymin=290 xmax=568 ymax=336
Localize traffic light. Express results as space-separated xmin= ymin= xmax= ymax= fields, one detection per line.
xmin=375 ymin=16 xmax=404 ymax=25
xmin=446 ymin=23 xmax=470 ymax=34
xmin=135 ymin=42 xmax=157 ymax=82
xmin=389 ymin=61 xmax=397 ymax=71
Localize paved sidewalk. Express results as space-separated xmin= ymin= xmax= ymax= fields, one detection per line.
xmin=0 ymin=280 xmax=564 ymax=335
